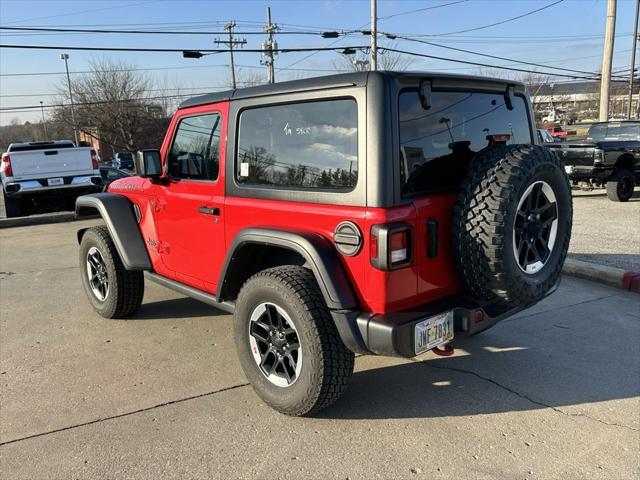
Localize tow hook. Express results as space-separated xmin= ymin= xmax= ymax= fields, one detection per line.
xmin=432 ymin=345 xmax=454 ymax=357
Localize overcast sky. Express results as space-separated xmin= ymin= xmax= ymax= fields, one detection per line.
xmin=1 ymin=0 xmax=638 ymax=125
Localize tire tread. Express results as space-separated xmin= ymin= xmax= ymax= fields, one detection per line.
xmin=236 ymin=265 xmax=354 ymax=416
xmin=81 ymin=226 xmax=144 ymax=318
xmin=452 ymin=144 xmax=572 ymax=305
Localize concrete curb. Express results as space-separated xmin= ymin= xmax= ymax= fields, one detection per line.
xmin=0 ymin=212 xmax=79 ymax=229
xmin=563 ymin=258 xmax=640 ymax=294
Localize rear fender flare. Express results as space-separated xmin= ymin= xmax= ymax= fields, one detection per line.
xmin=76 ymin=192 xmax=152 ymax=271
xmin=217 ymin=227 xmax=358 ymax=311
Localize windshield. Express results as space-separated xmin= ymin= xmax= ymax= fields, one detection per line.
xmin=399 ymin=90 xmax=532 ymax=197
xmin=587 ymin=122 xmax=640 ymax=141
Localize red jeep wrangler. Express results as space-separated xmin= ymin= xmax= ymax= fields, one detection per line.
xmin=76 ymin=72 xmax=572 ymax=416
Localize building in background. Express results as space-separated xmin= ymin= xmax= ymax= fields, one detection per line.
xmin=530 ymin=80 xmax=639 ymax=124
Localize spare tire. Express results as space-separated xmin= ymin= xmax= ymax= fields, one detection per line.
xmin=452 ymin=144 xmax=572 ymax=306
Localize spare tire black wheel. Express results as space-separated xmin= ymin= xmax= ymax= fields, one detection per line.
xmin=606 ymin=168 xmax=635 ymax=202
xmin=453 ymin=144 xmax=572 ymax=307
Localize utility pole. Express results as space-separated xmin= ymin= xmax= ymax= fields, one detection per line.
xmin=262 ymin=7 xmax=278 ymax=84
xmin=39 ymin=101 xmax=48 ymax=141
xmin=599 ymin=0 xmax=617 ymax=121
xmin=60 ymin=53 xmax=79 ymax=145
xmin=370 ymin=0 xmax=377 ymax=71
xmin=627 ymin=0 xmax=639 ymax=119
xmin=215 ymin=22 xmax=246 ymax=89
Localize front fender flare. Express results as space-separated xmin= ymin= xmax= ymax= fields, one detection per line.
xmin=217 ymin=227 xmax=358 ymax=311
xmin=76 ymin=192 xmax=152 ymax=271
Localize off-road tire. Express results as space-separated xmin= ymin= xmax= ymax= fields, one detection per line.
xmin=606 ymin=168 xmax=635 ymax=202
xmin=79 ymin=226 xmax=144 ymax=318
xmin=234 ymin=266 xmax=354 ymax=416
xmin=452 ymin=144 xmax=572 ymax=306
xmin=2 ymin=190 xmax=23 ymax=218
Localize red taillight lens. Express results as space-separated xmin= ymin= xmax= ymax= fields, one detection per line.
xmin=90 ymin=149 xmax=99 ymax=169
xmin=370 ymin=223 xmax=412 ymax=270
xmin=370 ymin=232 xmax=378 ymax=260
xmin=389 ymin=230 xmax=409 ymax=265
xmin=1 ymin=154 xmax=13 ymax=177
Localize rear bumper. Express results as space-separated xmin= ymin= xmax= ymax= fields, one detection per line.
xmin=4 ymin=175 xmax=102 ymax=197
xmin=565 ymin=165 xmax=613 ymax=181
xmin=332 ymin=282 xmax=559 ymax=357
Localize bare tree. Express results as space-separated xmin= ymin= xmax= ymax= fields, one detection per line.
xmin=334 ymin=43 xmax=414 ymax=72
xmin=52 ymin=58 xmax=164 ymax=153
xmin=236 ymin=69 xmax=268 ymax=87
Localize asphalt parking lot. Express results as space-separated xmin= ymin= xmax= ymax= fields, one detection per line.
xmin=0 ymin=219 xmax=638 ymax=479
xmin=568 ymin=189 xmax=640 ymax=271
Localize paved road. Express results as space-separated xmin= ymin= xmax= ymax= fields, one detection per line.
xmin=569 ymin=189 xmax=640 ymax=271
xmin=0 ymin=220 xmax=638 ymax=479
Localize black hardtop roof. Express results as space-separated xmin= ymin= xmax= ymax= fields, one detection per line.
xmin=178 ymin=70 xmax=524 ymax=110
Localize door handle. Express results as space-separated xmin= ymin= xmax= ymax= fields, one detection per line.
xmin=198 ymin=206 xmax=220 ymax=216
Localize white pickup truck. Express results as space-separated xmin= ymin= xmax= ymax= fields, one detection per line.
xmin=1 ymin=140 xmax=103 ymax=217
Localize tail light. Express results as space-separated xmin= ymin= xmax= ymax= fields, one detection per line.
xmin=486 ymin=134 xmax=511 ymax=144
xmin=370 ymin=223 xmax=412 ymax=270
xmin=1 ymin=154 xmax=13 ymax=177
xmin=90 ymin=149 xmax=99 ymax=169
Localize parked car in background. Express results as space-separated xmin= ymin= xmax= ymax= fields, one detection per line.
xmin=542 ymin=111 xmax=561 ymax=123
xmin=112 ymin=152 xmax=134 ymax=170
xmin=547 ymin=126 xmax=576 ymax=141
xmin=547 ymin=120 xmax=640 ymax=201
xmin=537 ymin=128 xmax=557 ymax=143
xmin=99 ymin=166 xmax=131 ymax=190
xmin=1 ymin=140 xmax=102 ymax=217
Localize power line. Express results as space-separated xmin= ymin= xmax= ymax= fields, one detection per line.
xmin=378 ymin=0 xmax=469 ymax=20
xmin=0 ymin=63 xmax=344 ymax=78
xmin=0 ymin=93 xmax=201 ymax=112
xmin=0 ymin=86 xmax=230 ymax=98
xmin=378 ymin=46 xmax=610 ymax=80
xmin=0 ymin=26 xmax=328 ymax=36
xmin=282 ymin=0 xmax=469 ymax=69
xmin=391 ymin=34 xmax=626 ymax=80
xmin=282 ymin=31 xmax=365 ymax=69
xmin=428 ymin=0 xmax=565 ymax=36
xmin=1 ymin=0 xmax=161 ymax=26
xmin=0 ymin=43 xmax=369 ymax=54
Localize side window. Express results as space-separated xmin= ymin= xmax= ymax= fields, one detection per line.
xmin=236 ymin=99 xmax=358 ymax=190
xmin=168 ymin=113 xmax=221 ymax=181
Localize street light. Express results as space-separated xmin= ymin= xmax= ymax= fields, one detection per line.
xmin=39 ymin=101 xmax=48 ymax=141
xmin=59 ymin=53 xmax=79 ymax=145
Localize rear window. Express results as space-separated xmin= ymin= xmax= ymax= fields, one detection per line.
xmin=587 ymin=122 xmax=640 ymax=141
xmin=236 ymin=99 xmax=358 ymax=190
xmin=8 ymin=142 xmax=75 ymax=152
xmin=399 ymin=90 xmax=532 ymax=197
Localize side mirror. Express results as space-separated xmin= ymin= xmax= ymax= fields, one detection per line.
xmin=136 ymin=150 xmax=163 ymax=179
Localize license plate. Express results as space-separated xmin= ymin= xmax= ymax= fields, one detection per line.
xmin=415 ymin=311 xmax=454 ymax=355
xmin=47 ymin=177 xmax=64 ymax=186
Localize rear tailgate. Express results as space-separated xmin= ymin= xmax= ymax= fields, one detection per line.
xmin=547 ymin=143 xmax=596 ymax=166
xmin=9 ymin=147 xmax=95 ymax=179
